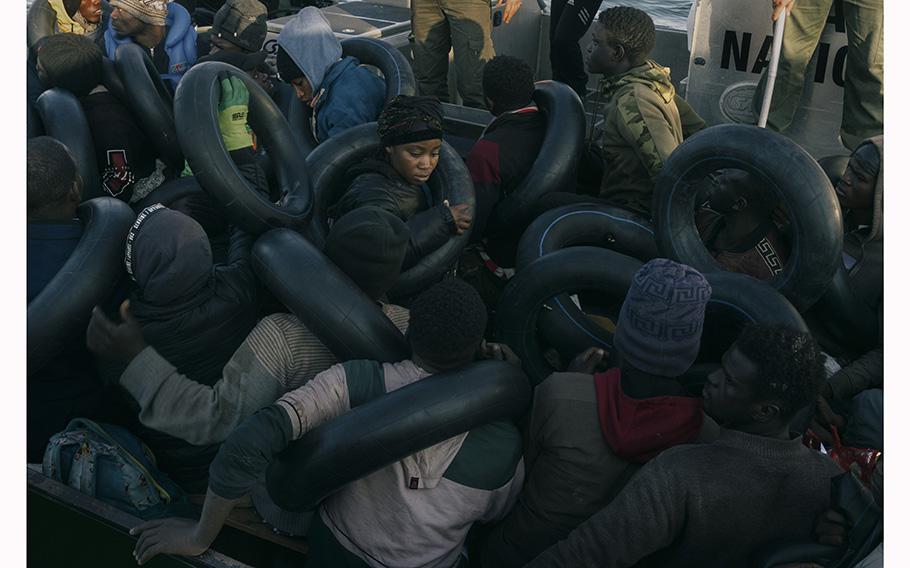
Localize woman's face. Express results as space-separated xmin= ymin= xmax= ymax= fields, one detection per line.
xmin=387 ymin=139 xmax=442 ymax=185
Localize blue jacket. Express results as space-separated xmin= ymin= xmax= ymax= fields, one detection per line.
xmin=104 ymin=2 xmax=196 ymax=89
xmin=315 ymin=56 xmax=386 ymax=142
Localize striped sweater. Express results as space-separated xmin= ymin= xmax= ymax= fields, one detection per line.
xmin=118 ymin=305 xmax=410 ymax=446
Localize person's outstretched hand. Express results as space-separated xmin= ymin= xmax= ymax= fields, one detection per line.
xmin=86 ymin=299 xmax=147 ymax=363
xmin=130 ymin=517 xmax=208 ymax=565
xmin=772 ymin=0 xmax=795 ymax=21
xmin=218 ymin=71 xmax=254 ymax=152
xmin=497 ymin=0 xmax=522 ymax=24
xmin=567 ymin=347 xmax=608 ymax=374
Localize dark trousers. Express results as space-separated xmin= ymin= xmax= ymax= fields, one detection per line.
xmin=549 ymin=0 xmax=601 ymax=98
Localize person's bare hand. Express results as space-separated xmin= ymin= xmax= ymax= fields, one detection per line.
xmin=130 ymin=517 xmax=209 ymax=565
xmin=567 ymin=347 xmax=608 ymax=374
xmin=448 ymin=203 xmax=473 ymax=235
xmin=86 ymin=299 xmax=147 ymax=364
xmin=772 ymin=0 xmax=795 ymax=21
xmin=496 ymin=0 xmax=522 ymax=24
xmin=480 ymin=341 xmax=523 ymax=368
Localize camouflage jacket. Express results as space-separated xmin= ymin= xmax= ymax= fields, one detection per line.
xmin=596 ymin=60 xmax=705 ymax=217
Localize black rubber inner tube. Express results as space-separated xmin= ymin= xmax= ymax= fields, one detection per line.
xmin=26 ymin=0 xmax=55 ymax=55
xmin=652 ymin=123 xmax=843 ymax=312
xmin=486 ymin=81 xmax=585 ymax=238
xmin=279 ymin=37 xmax=418 ymax=158
xmin=304 ymin=122 xmax=475 ymax=299
xmin=818 ymin=154 xmax=851 ymax=188
xmin=496 ymin=246 xmax=807 ymax=384
xmin=174 ymin=61 xmax=314 ymax=235
xmin=27 ymin=197 xmax=135 ymax=376
xmin=114 ymin=43 xmax=183 ymax=176
xmin=266 ymin=359 xmax=531 ymax=511
xmin=803 ymin=265 xmax=878 ymax=358
xmin=36 ymin=88 xmax=102 ymax=201
xmin=101 ymin=56 xmax=128 ymax=103
xmin=252 ymin=228 xmax=410 ymax=363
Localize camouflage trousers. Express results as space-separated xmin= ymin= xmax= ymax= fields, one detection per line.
xmin=410 ymin=0 xmax=494 ymax=109
xmin=756 ymin=0 xmax=883 ymax=150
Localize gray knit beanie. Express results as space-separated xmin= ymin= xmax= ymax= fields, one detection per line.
xmin=212 ymin=0 xmax=268 ymax=53
xmin=613 ymin=258 xmax=711 ymax=377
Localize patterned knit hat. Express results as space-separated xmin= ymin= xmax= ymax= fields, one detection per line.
xmin=212 ymin=0 xmax=268 ymax=53
xmin=110 ymin=0 xmax=167 ymax=26
xmin=613 ymin=258 xmax=712 ymax=377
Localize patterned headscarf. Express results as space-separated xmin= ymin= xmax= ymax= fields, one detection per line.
xmin=377 ymin=95 xmax=444 ymax=147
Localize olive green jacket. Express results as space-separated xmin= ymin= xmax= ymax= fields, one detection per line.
xmin=597 ymin=60 xmax=705 ymax=217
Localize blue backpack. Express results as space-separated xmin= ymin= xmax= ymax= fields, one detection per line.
xmin=42 ymin=418 xmax=196 ymax=520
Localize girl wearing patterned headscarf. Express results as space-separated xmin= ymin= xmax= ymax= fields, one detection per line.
xmin=330 ymin=95 xmax=472 ymax=268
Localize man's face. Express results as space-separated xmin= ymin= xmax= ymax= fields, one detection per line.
xmin=290 ymin=76 xmax=314 ymax=102
xmin=702 ymin=345 xmax=762 ymax=427
xmin=587 ymin=24 xmax=623 ymax=76
xmin=110 ymin=6 xmax=145 ymax=37
xmin=835 ymin=151 xmax=878 ymax=212
xmin=79 ymin=0 xmax=103 ymax=23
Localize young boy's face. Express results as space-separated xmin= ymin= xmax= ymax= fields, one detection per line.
xmin=587 ymin=24 xmax=624 ymax=77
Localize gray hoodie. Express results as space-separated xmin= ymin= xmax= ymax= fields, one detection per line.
xmin=276 ymin=7 xmax=341 ymax=94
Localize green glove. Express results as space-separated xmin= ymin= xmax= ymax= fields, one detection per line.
xmin=218 ymin=73 xmax=254 ymax=152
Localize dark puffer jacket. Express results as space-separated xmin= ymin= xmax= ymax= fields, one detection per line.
xmin=330 ymin=158 xmax=456 ymax=268
xmin=125 ymin=208 xmax=259 ymax=490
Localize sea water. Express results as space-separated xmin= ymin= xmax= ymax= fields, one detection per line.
xmin=543 ymin=0 xmax=693 ymax=30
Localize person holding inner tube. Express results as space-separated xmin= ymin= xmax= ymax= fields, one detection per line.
xmin=331 ymin=95 xmax=473 ymax=269
xmin=36 ymin=33 xmax=164 ymax=203
xmin=809 ymin=136 xmax=883 ymax=453
xmin=87 ymin=199 xmax=260 ymax=491
xmin=694 ymin=169 xmax=790 ymax=281
xmin=27 ymin=137 xmax=132 ymax=463
xmin=128 ymin=279 xmax=525 ymax=567
xmin=275 ymin=7 xmax=386 ymax=144
xmin=478 ymin=258 xmax=720 ymax=567
xmin=87 ymin=206 xmax=410 ymax=448
xmin=587 ymin=7 xmax=705 ymax=218
xmin=104 ymin=0 xmax=197 ymax=89
xmin=526 ymin=324 xmax=842 ymax=567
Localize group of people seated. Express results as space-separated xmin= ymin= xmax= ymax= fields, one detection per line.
xmin=27 ymin=1 xmax=883 ymax=567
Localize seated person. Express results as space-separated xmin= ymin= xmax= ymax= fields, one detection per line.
xmin=526 ymin=324 xmax=843 ymax=567
xmin=478 ymin=258 xmax=718 ymax=567
xmin=105 ymin=0 xmax=196 ymax=89
xmin=36 ymin=33 xmax=163 ymax=202
xmin=129 ymin=279 xmax=525 ymax=567
xmin=811 ymin=136 xmax=883 ymax=451
xmin=590 ymin=7 xmax=705 ymax=217
xmin=330 ymin=95 xmax=472 ymax=268
xmin=197 ymin=0 xmax=267 ymax=58
xmin=466 ymin=55 xmax=547 ymax=263
xmin=694 ymin=169 xmax=790 ymax=281
xmin=47 ymin=0 xmax=104 ymax=40
xmin=87 ymin=206 xmax=411 ymax=446
xmin=275 ymin=7 xmax=385 ymax=142
xmin=26 ymin=137 xmax=131 ymax=462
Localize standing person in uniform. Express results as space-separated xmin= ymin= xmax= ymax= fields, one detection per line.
xmin=410 ymin=0 xmax=522 ymax=109
xmin=755 ymin=0 xmax=882 ymax=150
xmin=549 ymin=0 xmax=601 ymax=98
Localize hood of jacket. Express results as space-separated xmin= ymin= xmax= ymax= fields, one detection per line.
xmin=594 ymin=368 xmax=704 ymax=463
xmin=600 ymin=59 xmax=675 ymax=104
xmin=49 ymin=0 xmax=99 ymax=36
xmin=125 ymin=205 xmax=214 ymax=309
xmin=276 ymin=6 xmax=342 ymax=95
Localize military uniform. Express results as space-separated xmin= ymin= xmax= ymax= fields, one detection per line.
xmin=410 ymin=0 xmax=494 ymax=108
xmin=596 ymin=60 xmax=705 ymax=217
xmin=756 ymin=0 xmax=883 ymax=151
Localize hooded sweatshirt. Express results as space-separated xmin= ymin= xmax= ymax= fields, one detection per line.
xmin=596 ymin=60 xmax=705 ymax=217
xmin=49 ymin=0 xmax=102 ymax=39
xmin=104 ymin=1 xmax=197 ymax=89
xmin=478 ymin=370 xmax=716 ymax=568
xmin=276 ymin=7 xmax=385 ymax=142
xmin=208 ymin=359 xmax=524 ymax=568
xmin=826 ymin=136 xmax=884 ymax=400
xmin=123 ymin=206 xmax=259 ymax=490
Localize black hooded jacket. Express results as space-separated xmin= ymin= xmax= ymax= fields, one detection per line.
xmin=330 ymin=158 xmax=456 ymax=268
